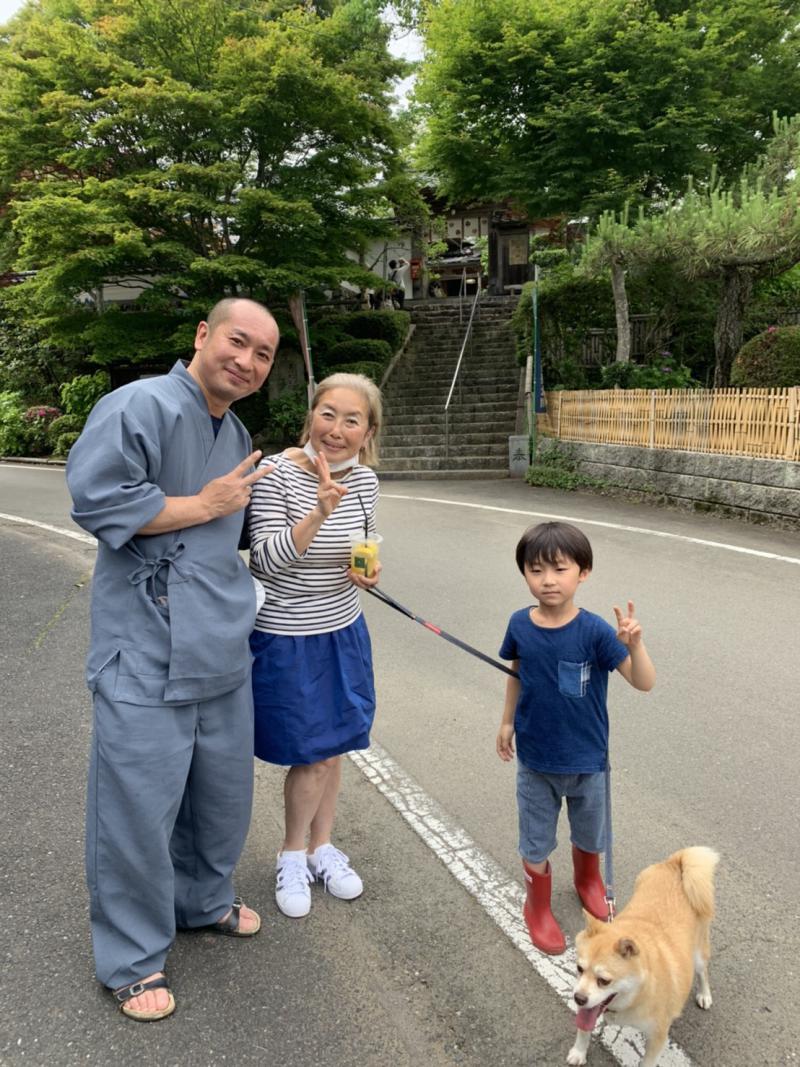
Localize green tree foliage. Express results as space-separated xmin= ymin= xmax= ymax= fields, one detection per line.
xmin=745 ymin=266 xmax=800 ymax=336
xmin=415 ymin=0 xmax=800 ymax=217
xmin=731 ymin=326 xmax=800 ymax=387
xmin=632 ymin=116 xmax=800 ymax=384
xmin=512 ymin=265 xmax=603 ymax=388
xmin=253 ymin=386 xmax=307 ymax=450
xmin=0 ymin=316 xmax=83 ymax=405
xmin=59 ymin=370 xmax=111 ymax=417
xmin=579 ymin=206 xmax=638 ymax=362
xmin=514 ymin=253 xmax=717 ymax=388
xmin=576 ymin=116 xmax=800 ymax=384
xmin=0 ymin=391 xmax=28 ymax=455
xmin=0 ymin=0 xmax=418 ymax=366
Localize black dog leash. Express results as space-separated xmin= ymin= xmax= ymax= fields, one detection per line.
xmin=365 ymin=586 xmax=519 ymax=679
xmin=603 ymin=752 xmax=616 ymax=922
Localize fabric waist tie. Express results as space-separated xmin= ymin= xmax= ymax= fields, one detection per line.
xmin=127 ymin=541 xmax=186 ymax=605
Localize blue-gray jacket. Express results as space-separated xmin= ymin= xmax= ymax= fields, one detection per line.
xmin=67 ymin=360 xmax=257 ymax=705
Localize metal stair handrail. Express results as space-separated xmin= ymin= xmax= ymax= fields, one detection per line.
xmin=458 ymin=267 xmax=481 ymax=323
xmin=444 ymin=282 xmax=482 ymax=459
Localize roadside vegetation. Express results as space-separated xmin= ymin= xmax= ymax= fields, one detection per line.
xmin=4 ymin=0 xmax=800 ymax=461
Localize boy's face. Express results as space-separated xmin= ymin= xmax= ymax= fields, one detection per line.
xmin=524 ymin=552 xmax=590 ymax=608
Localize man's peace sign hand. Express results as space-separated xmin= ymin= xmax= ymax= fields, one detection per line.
xmin=613 ymin=600 xmax=643 ymax=649
xmin=199 ymin=450 xmax=273 ymax=518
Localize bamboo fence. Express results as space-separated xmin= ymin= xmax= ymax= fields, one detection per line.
xmin=541 ymin=388 xmax=800 ymax=462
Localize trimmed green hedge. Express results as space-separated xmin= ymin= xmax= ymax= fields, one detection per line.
xmin=338 ymin=310 xmax=410 ymax=351
xmin=331 ymin=361 xmax=384 ymax=382
xmin=731 ymin=325 xmax=800 ymax=386
xmin=53 ymin=431 xmax=81 ymax=456
xmin=47 ymin=413 xmax=85 ymax=445
xmin=326 ymin=338 xmax=393 ymax=368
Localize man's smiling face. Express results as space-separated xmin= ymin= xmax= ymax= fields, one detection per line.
xmin=189 ymin=300 xmax=279 ymax=416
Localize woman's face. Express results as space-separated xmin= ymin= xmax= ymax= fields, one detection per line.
xmin=308 ymin=386 xmax=372 ymax=464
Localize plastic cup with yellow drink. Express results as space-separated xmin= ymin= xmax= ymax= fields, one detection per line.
xmin=349 ymin=531 xmax=383 ymax=578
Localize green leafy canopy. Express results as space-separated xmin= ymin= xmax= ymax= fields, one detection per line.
xmin=415 ymin=0 xmax=800 ymax=218
xmin=0 ymin=0 xmax=420 ymax=364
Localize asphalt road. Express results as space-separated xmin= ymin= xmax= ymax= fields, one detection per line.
xmin=1 ymin=462 xmax=799 ymax=1067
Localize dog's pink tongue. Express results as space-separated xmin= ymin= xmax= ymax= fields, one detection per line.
xmin=575 ymin=1004 xmax=604 ymax=1032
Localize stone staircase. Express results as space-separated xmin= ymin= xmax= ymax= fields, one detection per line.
xmin=379 ymin=296 xmax=521 ymax=480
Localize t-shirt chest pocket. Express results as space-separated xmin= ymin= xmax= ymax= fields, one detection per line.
xmin=558 ymin=660 xmax=592 ymax=698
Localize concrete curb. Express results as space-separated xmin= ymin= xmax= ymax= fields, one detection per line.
xmin=0 ymin=455 xmax=67 ymax=467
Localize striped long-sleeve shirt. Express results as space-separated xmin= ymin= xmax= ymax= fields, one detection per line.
xmin=249 ymin=453 xmax=379 ymax=635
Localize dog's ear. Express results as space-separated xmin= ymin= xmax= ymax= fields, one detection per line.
xmin=616 ymin=938 xmax=639 ymax=958
xmin=582 ymin=909 xmax=604 ymax=935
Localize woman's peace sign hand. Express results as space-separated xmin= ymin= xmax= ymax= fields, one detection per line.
xmin=313 ymin=451 xmax=348 ymax=519
xmin=613 ymin=600 xmax=643 ymax=648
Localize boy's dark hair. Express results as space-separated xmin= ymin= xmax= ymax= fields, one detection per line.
xmin=515 ymin=521 xmax=593 ymax=574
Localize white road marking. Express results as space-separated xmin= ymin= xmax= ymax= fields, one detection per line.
xmin=0 ymin=512 xmax=95 ymax=545
xmin=1 ymin=509 xmax=702 ymax=1064
xmin=350 ymin=742 xmax=693 ymax=1067
xmin=381 ymin=493 xmax=800 ymax=566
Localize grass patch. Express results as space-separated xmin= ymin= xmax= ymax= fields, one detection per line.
xmin=525 ymin=441 xmax=606 ymax=491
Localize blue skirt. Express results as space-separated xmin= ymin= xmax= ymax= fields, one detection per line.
xmin=250 ymin=614 xmax=376 ymax=766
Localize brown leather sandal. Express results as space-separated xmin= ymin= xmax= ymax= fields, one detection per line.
xmin=209 ymin=896 xmax=261 ymax=937
xmin=114 ymin=974 xmax=176 ymax=1022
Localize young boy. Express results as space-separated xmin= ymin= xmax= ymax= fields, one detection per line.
xmin=497 ymin=521 xmax=656 ymax=954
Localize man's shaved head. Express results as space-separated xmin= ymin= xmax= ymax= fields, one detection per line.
xmin=206 ymin=297 xmax=278 ymax=337
xmin=189 ymin=297 xmax=280 ymax=417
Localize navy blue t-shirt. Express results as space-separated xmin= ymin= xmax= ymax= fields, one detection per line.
xmin=499 ymin=607 xmax=629 ymax=774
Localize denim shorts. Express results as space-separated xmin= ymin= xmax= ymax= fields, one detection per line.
xmin=516 ymin=764 xmax=606 ymax=864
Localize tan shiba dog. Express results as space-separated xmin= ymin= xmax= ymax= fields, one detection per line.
xmin=567 ymin=846 xmax=719 ymax=1066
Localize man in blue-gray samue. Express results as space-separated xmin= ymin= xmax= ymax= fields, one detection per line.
xmin=67 ymin=297 xmax=279 ymax=1021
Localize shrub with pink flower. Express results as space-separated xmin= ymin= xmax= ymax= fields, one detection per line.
xmin=22 ymin=404 xmax=62 ymax=454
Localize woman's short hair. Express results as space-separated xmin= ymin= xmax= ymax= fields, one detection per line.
xmin=299 ymin=372 xmax=383 ymax=467
xmin=515 ymin=521 xmax=593 ymax=574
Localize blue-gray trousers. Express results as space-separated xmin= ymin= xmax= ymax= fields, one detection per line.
xmin=86 ymin=665 xmax=255 ymax=989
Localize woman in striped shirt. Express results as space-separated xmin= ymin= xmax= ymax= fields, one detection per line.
xmin=249 ymin=373 xmax=382 ymax=918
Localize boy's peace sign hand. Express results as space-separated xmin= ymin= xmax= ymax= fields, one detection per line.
xmin=613 ymin=600 xmax=643 ymax=649
xmin=313 ymin=451 xmax=348 ymax=519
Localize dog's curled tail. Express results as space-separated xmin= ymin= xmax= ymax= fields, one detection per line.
xmin=674 ymin=846 xmax=719 ymax=920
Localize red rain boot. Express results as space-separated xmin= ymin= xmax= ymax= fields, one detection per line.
xmin=572 ymin=845 xmax=609 ymax=920
xmin=522 ymin=860 xmax=566 ymax=955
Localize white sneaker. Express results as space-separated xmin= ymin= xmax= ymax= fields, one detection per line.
xmin=275 ymin=850 xmax=314 ymax=918
xmin=307 ymin=844 xmax=363 ymax=900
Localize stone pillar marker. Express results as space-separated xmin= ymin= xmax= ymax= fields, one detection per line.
xmin=509 ymin=435 xmax=530 ymax=477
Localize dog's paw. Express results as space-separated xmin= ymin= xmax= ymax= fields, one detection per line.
xmin=567 ymin=1047 xmax=587 ymax=1066
xmin=695 ymin=991 xmax=712 ymax=1010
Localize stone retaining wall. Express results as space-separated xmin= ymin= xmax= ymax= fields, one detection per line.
xmin=540 ymin=439 xmax=800 ymax=527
